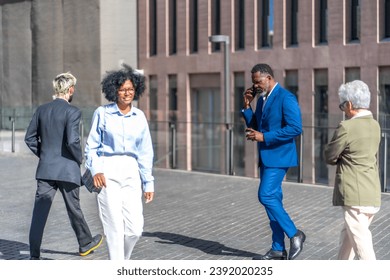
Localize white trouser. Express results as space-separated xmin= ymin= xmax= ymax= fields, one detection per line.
xmin=337 ymin=206 xmax=376 ymax=260
xmin=97 ymin=155 xmax=143 ymax=260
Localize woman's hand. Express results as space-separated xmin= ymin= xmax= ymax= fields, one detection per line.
xmin=144 ymin=192 xmax=154 ymax=204
xmin=93 ymin=173 xmax=106 ymax=189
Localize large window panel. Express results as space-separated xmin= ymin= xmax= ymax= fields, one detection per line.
xmin=189 ymin=0 xmax=198 ymax=53
xmin=211 ymin=0 xmax=221 ymax=52
xmin=379 ymin=67 xmax=390 ymax=192
xmin=149 ymin=0 xmax=157 ymax=56
xmin=346 ymin=0 xmax=360 ymax=43
xmin=345 ymin=67 xmax=360 ymax=83
xmin=286 ymin=0 xmax=299 ymax=47
xmin=169 ymin=0 xmax=177 ymax=55
xmin=285 ymin=70 xmax=300 ymax=182
xmin=315 ymin=0 xmax=328 ymax=45
xmin=314 ymin=69 xmax=328 ymax=184
xmin=257 ymin=0 xmax=273 ymax=48
xmin=234 ymin=0 xmax=245 ymax=50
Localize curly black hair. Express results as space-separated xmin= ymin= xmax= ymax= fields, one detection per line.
xmin=101 ymin=63 xmax=146 ymax=102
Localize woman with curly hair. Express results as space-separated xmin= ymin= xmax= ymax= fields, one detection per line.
xmin=84 ymin=64 xmax=154 ymax=260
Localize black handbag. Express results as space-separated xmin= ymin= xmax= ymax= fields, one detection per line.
xmin=82 ymin=106 xmax=106 ymax=194
xmin=82 ymin=168 xmax=101 ymax=193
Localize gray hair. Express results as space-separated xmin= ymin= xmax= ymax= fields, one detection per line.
xmin=52 ymin=72 xmax=77 ymax=99
xmin=338 ymin=80 xmax=370 ymax=109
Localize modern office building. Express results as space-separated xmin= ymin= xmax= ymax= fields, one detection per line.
xmin=1 ymin=0 xmax=389 ymax=189
xmin=136 ymin=0 xmax=390 ymax=189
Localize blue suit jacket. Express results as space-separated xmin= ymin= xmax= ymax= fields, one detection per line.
xmin=242 ymin=83 xmax=302 ymax=168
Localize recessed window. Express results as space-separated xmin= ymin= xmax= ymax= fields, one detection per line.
xmin=346 ymin=0 xmax=360 ymax=43
xmin=235 ymin=0 xmax=245 ymax=50
xmin=169 ymin=0 xmax=177 ymax=55
xmin=189 ymin=0 xmax=198 ymax=53
xmin=316 ymin=0 xmax=328 ymax=45
xmin=149 ymin=0 xmax=157 ymax=56
xmin=257 ymin=0 xmax=273 ymax=48
xmin=211 ymin=0 xmax=221 ymax=52
xmin=286 ymin=0 xmax=299 ymax=47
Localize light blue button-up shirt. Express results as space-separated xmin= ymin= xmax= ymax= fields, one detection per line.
xmin=84 ymin=103 xmax=154 ymax=192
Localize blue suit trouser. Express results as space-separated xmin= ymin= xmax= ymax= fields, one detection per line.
xmin=258 ymin=165 xmax=297 ymax=251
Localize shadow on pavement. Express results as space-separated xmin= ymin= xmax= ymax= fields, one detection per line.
xmin=41 ymin=248 xmax=79 ymax=257
xmin=143 ymin=231 xmax=256 ymax=258
xmin=0 ymin=239 xmax=31 ymax=260
xmin=0 ymin=239 xmax=84 ymax=260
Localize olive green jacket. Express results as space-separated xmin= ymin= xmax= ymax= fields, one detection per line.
xmin=324 ymin=114 xmax=381 ymax=207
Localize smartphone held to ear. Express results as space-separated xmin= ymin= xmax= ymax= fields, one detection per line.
xmin=251 ymin=86 xmax=262 ymax=97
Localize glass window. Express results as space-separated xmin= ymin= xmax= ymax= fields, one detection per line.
xmin=345 ymin=67 xmax=360 ymax=82
xmin=314 ymin=69 xmax=328 ymax=184
xmin=381 ymin=0 xmax=390 ymax=40
xmin=316 ymin=0 xmax=328 ymax=44
xmin=285 ymin=70 xmax=300 ymax=182
xmin=379 ymin=67 xmax=390 ymax=192
xmin=169 ymin=0 xmax=177 ymax=55
xmin=233 ymin=72 xmax=246 ymax=176
xmin=386 ymin=0 xmax=390 ymax=38
xmin=257 ymin=0 xmax=273 ymax=48
xmin=379 ymin=67 xmax=390 ymax=130
xmin=235 ymin=0 xmax=245 ymax=50
xmin=286 ymin=0 xmax=299 ymax=46
xmin=149 ymin=75 xmax=158 ymax=113
xmin=211 ymin=0 xmax=221 ymax=52
xmin=190 ymin=0 xmax=198 ymax=53
xmin=168 ymin=75 xmax=178 ymax=122
xmin=149 ymin=0 xmax=157 ymax=56
xmin=285 ymin=70 xmax=299 ymax=100
xmin=346 ymin=0 xmax=360 ymax=42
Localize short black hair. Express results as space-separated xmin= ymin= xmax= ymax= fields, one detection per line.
xmin=101 ymin=63 xmax=145 ymax=102
xmin=251 ymin=64 xmax=274 ymax=77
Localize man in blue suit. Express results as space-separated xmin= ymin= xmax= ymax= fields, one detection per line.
xmin=241 ymin=64 xmax=305 ymax=260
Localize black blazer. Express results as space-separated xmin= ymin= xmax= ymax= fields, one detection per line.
xmin=25 ymin=98 xmax=83 ymax=185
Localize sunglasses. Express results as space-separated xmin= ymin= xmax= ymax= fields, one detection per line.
xmin=339 ymin=101 xmax=349 ymax=111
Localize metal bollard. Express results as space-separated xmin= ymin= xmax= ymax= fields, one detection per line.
xmin=170 ymin=122 xmax=177 ymax=169
xmin=382 ymin=132 xmax=388 ymax=192
xmin=9 ymin=116 xmax=15 ymax=153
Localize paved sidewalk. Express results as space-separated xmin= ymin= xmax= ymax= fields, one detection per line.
xmin=1 ymin=152 xmax=390 ymax=260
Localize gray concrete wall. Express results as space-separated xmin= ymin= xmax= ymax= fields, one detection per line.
xmin=99 ymin=0 xmax=138 ymax=103
xmin=0 ymin=0 xmax=139 ymax=130
xmin=1 ymin=1 xmax=32 ymax=108
xmin=31 ymin=0 xmax=64 ymax=106
xmin=0 ymin=5 xmax=3 ymax=111
xmin=31 ymin=0 xmax=101 ymax=107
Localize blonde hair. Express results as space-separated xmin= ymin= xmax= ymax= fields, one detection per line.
xmin=52 ymin=72 xmax=77 ymax=99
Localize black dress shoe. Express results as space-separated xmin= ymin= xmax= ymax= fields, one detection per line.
xmin=253 ymin=249 xmax=287 ymax=260
xmin=79 ymin=234 xmax=103 ymax=256
xmin=288 ymin=229 xmax=306 ymax=260
xmin=29 ymin=256 xmax=42 ymax=260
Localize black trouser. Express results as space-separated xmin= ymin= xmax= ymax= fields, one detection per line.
xmin=29 ymin=180 xmax=93 ymax=257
